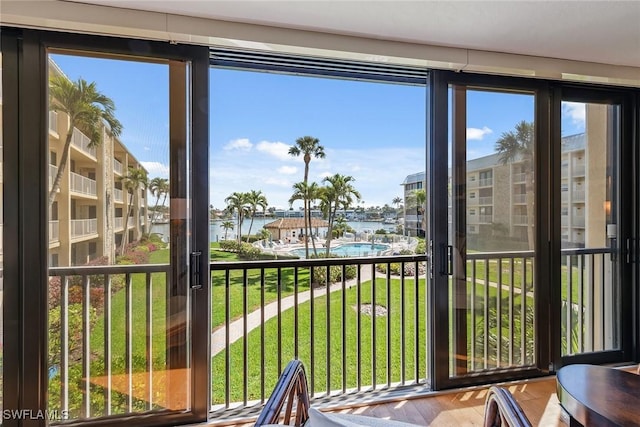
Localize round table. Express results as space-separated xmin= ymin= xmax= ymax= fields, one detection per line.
xmin=556 ymin=364 xmax=640 ymax=426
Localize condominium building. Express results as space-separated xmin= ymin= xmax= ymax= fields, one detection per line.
xmin=47 ymin=59 xmax=148 ymax=267
xmin=403 ymin=132 xmax=592 ymax=249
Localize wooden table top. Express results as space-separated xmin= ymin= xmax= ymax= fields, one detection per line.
xmin=556 ymin=364 xmax=640 ymax=427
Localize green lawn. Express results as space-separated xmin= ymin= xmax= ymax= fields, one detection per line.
xmin=211 ymin=277 xmax=427 ymax=404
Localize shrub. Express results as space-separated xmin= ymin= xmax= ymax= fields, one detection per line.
xmin=415 ymin=239 xmax=426 ymax=254
xmin=238 ymin=242 xmax=261 ymax=260
xmin=311 ymin=260 xmax=357 ymax=286
xmin=219 ymin=240 xmax=242 ymax=252
xmin=134 ymin=245 xmax=150 ymax=253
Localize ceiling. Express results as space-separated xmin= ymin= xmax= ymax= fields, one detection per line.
xmin=67 ymin=1 xmax=640 ymax=68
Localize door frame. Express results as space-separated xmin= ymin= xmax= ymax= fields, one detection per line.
xmin=428 ymin=70 xmax=551 ymax=390
xmin=550 ymin=85 xmax=636 ymax=369
xmin=1 ymin=28 xmax=210 ymax=426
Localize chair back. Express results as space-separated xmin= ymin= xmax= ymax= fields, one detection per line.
xmin=483 ymin=386 xmax=532 ymax=427
xmin=255 ymin=360 xmax=310 ymax=426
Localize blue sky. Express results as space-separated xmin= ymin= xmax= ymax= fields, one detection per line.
xmin=50 ymin=53 xmax=585 ymax=210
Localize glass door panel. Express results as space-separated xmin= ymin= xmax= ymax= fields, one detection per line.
xmin=46 ymin=52 xmax=192 ymax=421
xmin=448 ymin=86 xmax=537 ymax=379
xmin=559 ymin=100 xmax=620 ymax=358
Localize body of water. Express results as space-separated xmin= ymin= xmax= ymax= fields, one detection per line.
xmin=289 ymin=242 xmax=390 ymax=258
xmin=151 ymin=218 xmax=398 ymax=242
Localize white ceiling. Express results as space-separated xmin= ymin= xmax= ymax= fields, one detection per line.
xmin=67 ymin=0 xmax=640 ymax=67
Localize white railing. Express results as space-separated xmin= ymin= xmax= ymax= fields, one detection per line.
xmin=49 ymin=111 xmax=58 ymax=134
xmin=49 ymin=220 xmax=60 ymax=242
xmin=128 ymin=216 xmax=135 ymax=228
xmin=478 ymin=196 xmax=493 ymax=205
xmin=512 ymin=173 xmax=526 ymax=183
xmin=113 ymin=188 xmax=124 ymax=203
xmin=561 ymin=216 xmax=569 ymax=226
xmin=114 ymin=217 xmax=124 ymax=230
xmin=573 ymin=165 xmax=586 ymax=176
xmin=71 ymin=129 xmax=96 ymax=157
xmin=113 ymin=159 xmax=123 ymax=175
xmin=49 ymin=164 xmax=59 ymax=190
xmin=70 ymin=218 xmax=98 ymax=238
xmin=513 ymin=194 xmax=526 ymax=204
xmin=573 ymin=216 xmax=585 ymax=227
xmin=513 ymin=215 xmax=528 ymax=225
xmin=573 ymin=190 xmax=585 ymax=201
xmin=478 ymin=214 xmax=492 ymax=223
xmin=478 ymin=178 xmax=493 ymax=187
xmin=70 ymin=172 xmax=97 ymax=196
xmin=467 ymin=179 xmax=479 ymax=188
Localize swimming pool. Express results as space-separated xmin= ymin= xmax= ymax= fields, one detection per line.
xmin=290 ymin=242 xmax=390 ymax=258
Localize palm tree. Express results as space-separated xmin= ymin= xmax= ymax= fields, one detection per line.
xmin=392 ymin=196 xmax=403 ymax=218
xmin=119 ymin=167 xmax=148 ymax=254
xmin=225 ymin=192 xmax=249 ymax=243
xmin=406 ymin=189 xmax=426 ymax=236
xmin=245 ymin=190 xmax=268 ymax=242
xmin=48 ymin=75 xmax=123 ymax=207
xmin=495 ymin=120 xmax=535 ymax=249
xmin=220 ymin=220 xmax=234 ymax=241
xmin=321 ymin=174 xmax=361 ymax=256
xmin=289 ymin=181 xmax=320 ymax=258
xmin=288 ymin=136 xmax=325 ymax=257
xmin=148 ymin=177 xmax=169 ymax=234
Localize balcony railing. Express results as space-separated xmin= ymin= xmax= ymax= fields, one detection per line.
xmin=46 ymin=248 xmax=613 ymax=421
xmin=478 ymin=196 xmax=493 ymax=205
xmin=513 ymin=194 xmax=526 ymax=204
xmin=71 ymin=129 xmax=96 ymax=157
xmin=478 ymin=214 xmax=493 ymax=223
xmin=572 ymin=165 xmax=586 ymax=176
xmin=512 ymin=173 xmax=526 ymax=183
xmin=49 ymin=111 xmax=59 ymax=134
xmin=512 ymin=215 xmax=528 ymax=225
xmin=114 ymin=217 xmax=124 ymax=230
xmin=572 ymin=190 xmax=585 ymax=202
xmin=113 ymin=188 xmax=124 ymax=203
xmin=49 ymin=164 xmax=59 ymax=191
xmin=70 ymin=172 xmax=97 ymax=197
xmin=113 ymin=159 xmax=123 ymax=175
xmin=478 ymin=178 xmax=493 ymax=187
xmin=49 ymin=220 xmax=60 ymax=242
xmin=70 ymin=218 xmax=97 ymax=238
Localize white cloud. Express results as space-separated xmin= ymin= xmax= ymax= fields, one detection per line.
xmin=467 ymin=126 xmax=493 ymax=141
xmin=256 ymin=140 xmax=292 ymax=160
xmin=264 ymin=176 xmax=292 ymax=187
xmin=140 ymin=161 xmax=169 ymax=177
xmin=224 ymin=138 xmax=252 ymax=151
xmin=562 ymin=101 xmax=586 ymax=125
xmin=277 ymin=165 xmax=298 ymax=175
xmin=318 ymin=171 xmax=333 ymax=179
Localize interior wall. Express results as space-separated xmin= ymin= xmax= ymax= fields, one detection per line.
xmin=1 ymin=0 xmax=640 ymax=87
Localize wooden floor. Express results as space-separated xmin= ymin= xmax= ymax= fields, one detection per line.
xmin=223 ymin=375 xmax=568 ymax=426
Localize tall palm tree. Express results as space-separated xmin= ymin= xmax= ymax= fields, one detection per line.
xmin=289 ymin=181 xmax=320 ymax=258
xmin=321 ymin=174 xmax=361 ymax=256
xmin=225 ymin=192 xmax=249 ymax=243
xmin=48 ymin=75 xmax=123 ymax=207
xmin=407 ymin=189 xmax=426 ymax=236
xmin=245 ymin=190 xmax=268 ymax=242
xmin=392 ymin=196 xmax=403 ymax=218
xmin=495 ymin=120 xmax=535 ymax=249
xmin=288 ymin=136 xmax=325 ymax=257
xmin=148 ymin=177 xmax=169 ymax=234
xmin=221 ymin=220 xmax=234 ymax=241
xmin=119 ymin=167 xmax=148 ymax=254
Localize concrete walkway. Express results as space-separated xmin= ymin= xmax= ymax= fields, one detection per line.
xmin=211 ymin=265 xmax=376 ymax=356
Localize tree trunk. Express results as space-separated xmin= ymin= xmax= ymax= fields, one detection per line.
xmin=48 ymin=125 xmax=75 ymax=207
xmin=246 ymin=215 xmax=255 ymax=243
xmin=120 ymin=193 xmax=134 ymax=254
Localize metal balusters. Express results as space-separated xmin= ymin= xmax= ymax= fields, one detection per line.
xmin=326 ymin=264 xmax=331 ymax=395
xmin=243 ymin=269 xmax=248 ymax=406
xmin=145 ymin=273 xmax=153 ymax=410
xmin=386 ymin=263 xmax=392 ymax=388
xmin=341 ymin=264 xmax=347 ymax=394
xmin=125 ymin=273 xmax=133 ymax=412
xmin=224 ymin=269 xmax=230 ymax=408
xmin=371 ymin=262 xmax=376 ymax=389
xmin=60 ymin=275 xmax=69 ymax=415
xmin=82 ymin=275 xmax=91 ymax=417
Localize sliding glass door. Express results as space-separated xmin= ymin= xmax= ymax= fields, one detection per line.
xmin=429 ymin=73 xmax=549 ymax=389
xmin=553 ymin=89 xmax=633 ymax=367
xmin=2 ymin=29 xmax=209 ymax=426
